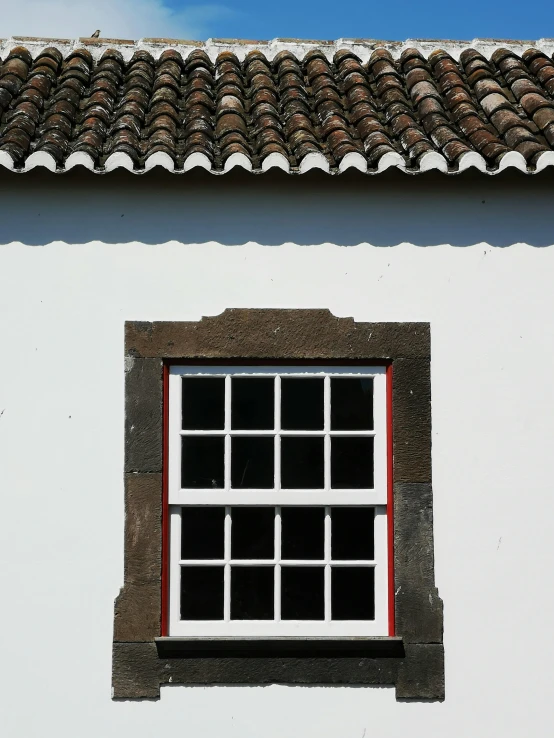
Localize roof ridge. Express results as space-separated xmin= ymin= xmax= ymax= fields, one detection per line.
xmin=2 ymin=37 xmax=554 ymax=63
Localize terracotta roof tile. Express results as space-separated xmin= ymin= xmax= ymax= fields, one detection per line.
xmin=2 ymin=37 xmax=554 ymax=173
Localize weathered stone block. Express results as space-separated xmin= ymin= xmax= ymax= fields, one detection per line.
xmin=125 ymin=311 xmax=430 ymax=360
xmin=125 ymin=358 xmax=163 ymax=473
xmin=124 ymin=473 xmax=162 ymax=584
xmin=112 ymin=642 xmax=160 ymax=699
xmin=113 ymin=582 xmax=161 ymax=642
xmin=396 ymin=644 xmax=445 ymax=700
xmin=394 ymin=483 xmax=443 ymax=643
xmin=392 ymin=357 xmax=432 ymax=482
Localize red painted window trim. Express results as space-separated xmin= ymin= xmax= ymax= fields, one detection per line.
xmin=386 ymin=363 xmax=395 ymax=636
xmin=161 ymin=362 xmax=170 ymax=637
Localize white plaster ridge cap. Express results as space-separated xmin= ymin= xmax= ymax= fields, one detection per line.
xmin=418 ymin=151 xmax=448 ymax=173
xmin=2 ymin=36 xmax=554 ymax=62
xmin=339 ymin=152 xmax=368 ymax=173
xmin=376 ymin=151 xmax=406 ymax=173
xmin=497 ymin=150 xmax=528 ymax=173
xmin=261 ymin=152 xmax=290 ymax=173
xmin=457 ymin=151 xmax=487 ymax=173
xmin=24 ymin=151 xmax=57 ymax=172
xmin=299 ymin=152 xmax=330 ymax=174
xmin=183 ymin=152 xmax=212 ymax=172
xmin=534 ymin=150 xmax=554 ymax=173
xmin=104 ymin=152 xmax=135 ymax=172
xmin=65 ymin=151 xmax=95 ymax=171
xmin=223 ymin=152 xmax=252 ymax=172
xmin=0 ymin=150 xmax=15 ymax=170
xmin=144 ymin=151 xmax=175 ymax=172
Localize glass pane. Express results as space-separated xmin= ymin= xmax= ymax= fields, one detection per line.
xmin=331 ymin=507 xmax=374 ymax=560
xmin=182 ymin=377 xmax=225 ymax=430
xmin=281 ymin=567 xmax=324 ymax=620
xmin=180 ymin=566 xmax=224 ymax=620
xmin=281 ymin=507 xmax=324 ymax=560
xmin=281 ymin=437 xmax=324 ymax=489
xmin=331 ymin=567 xmax=375 ymax=620
xmin=181 ymin=436 xmax=224 ymax=489
xmin=281 ymin=378 xmax=324 ymax=430
xmin=181 ymin=507 xmax=225 ymax=560
xmin=231 ymin=567 xmax=274 ymax=619
xmin=330 ymin=378 xmax=374 ymax=430
xmin=231 ymin=507 xmax=274 ymax=559
xmin=231 ymin=437 xmax=274 ymax=488
xmin=331 ymin=437 xmax=374 ymax=489
xmin=231 ymin=377 xmax=274 ymax=430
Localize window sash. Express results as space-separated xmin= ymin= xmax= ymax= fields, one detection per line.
xmin=168 ymin=366 xmax=387 ymax=506
xmin=169 ymin=505 xmax=389 ymax=637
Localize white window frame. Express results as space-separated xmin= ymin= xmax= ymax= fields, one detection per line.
xmin=168 ymin=365 xmax=389 ymax=637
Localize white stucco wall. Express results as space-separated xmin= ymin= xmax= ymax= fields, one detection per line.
xmin=1 ymin=168 xmax=553 ymax=736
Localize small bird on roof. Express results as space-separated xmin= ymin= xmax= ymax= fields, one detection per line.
xmin=91 ymin=30 xmax=100 ymax=38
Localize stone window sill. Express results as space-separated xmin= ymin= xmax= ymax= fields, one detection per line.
xmin=155 ymin=636 xmax=404 ymax=658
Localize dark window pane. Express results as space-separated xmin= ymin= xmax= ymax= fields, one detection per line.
xmin=180 ymin=566 xmax=224 ymax=620
xmin=331 ymin=567 xmax=375 ymax=620
xmin=231 ymin=437 xmax=274 ymax=488
xmin=281 ymin=507 xmax=324 ymax=560
xmin=231 ymin=567 xmax=274 ymax=619
xmin=281 ymin=378 xmax=324 ymax=430
xmin=331 ymin=508 xmax=374 ymax=560
xmin=281 ymin=437 xmax=324 ymax=489
xmin=182 ymin=436 xmax=224 ymax=489
xmin=182 ymin=377 xmax=225 ymax=430
xmin=231 ymin=507 xmax=274 ymax=559
xmin=331 ymin=437 xmax=374 ymax=489
xmin=231 ymin=377 xmax=274 ymax=430
xmin=281 ymin=567 xmax=324 ymax=620
xmin=181 ymin=507 xmax=225 ymax=560
xmin=331 ymin=378 xmax=374 ymax=430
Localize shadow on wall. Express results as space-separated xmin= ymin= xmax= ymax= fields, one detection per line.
xmin=0 ymin=167 xmax=552 ymax=248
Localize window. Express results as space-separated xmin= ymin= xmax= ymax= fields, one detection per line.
xmin=168 ymin=366 xmax=389 ymax=637
xmin=113 ymin=310 xmax=443 ymax=701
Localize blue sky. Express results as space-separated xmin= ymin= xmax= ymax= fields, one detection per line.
xmin=167 ymin=0 xmax=554 ymax=41
xmin=2 ymin=0 xmax=553 ymax=41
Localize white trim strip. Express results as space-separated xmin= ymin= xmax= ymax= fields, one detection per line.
xmin=4 ymin=150 xmax=554 ymax=175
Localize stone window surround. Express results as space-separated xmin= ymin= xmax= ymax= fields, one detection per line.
xmin=113 ymin=309 xmax=444 ymax=700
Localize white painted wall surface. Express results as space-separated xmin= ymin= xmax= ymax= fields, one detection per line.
xmin=1 ymin=169 xmax=553 ymax=737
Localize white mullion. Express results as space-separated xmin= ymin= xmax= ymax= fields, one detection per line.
xmin=169 ymin=507 xmax=182 ymax=634
xmin=179 ymin=429 xmax=376 ymax=436
xmin=171 ymin=366 xmax=386 ymax=377
xmin=224 ymin=375 xmax=232 ymax=493
xmin=275 ymin=375 xmax=281 ymax=492
xmin=373 ymin=371 xmax=387 ymax=498
xmin=224 ymin=506 xmax=231 ymax=622
xmin=274 ymin=377 xmax=281 ymax=623
xmin=275 ymin=506 xmax=281 ymax=622
xmin=168 ymin=372 xmax=183 ymax=505
xmin=324 ymin=506 xmax=331 ymax=622
xmin=179 ymin=558 xmax=375 ymax=566
xmin=373 ymin=505 xmax=388 ymax=633
xmin=323 ymin=560 xmax=376 ymax=567
xmin=324 ymin=376 xmax=331 ymax=491
xmin=172 ymin=489 xmax=386 ymax=506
